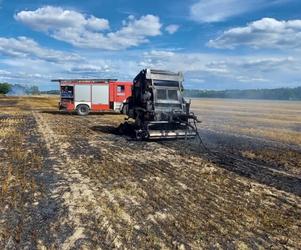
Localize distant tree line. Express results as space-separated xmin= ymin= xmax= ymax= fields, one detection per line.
xmin=0 ymin=83 xmax=12 ymax=94
xmin=184 ymin=87 xmax=301 ymax=100
xmin=40 ymin=90 xmax=60 ymax=95
xmin=0 ymin=83 xmax=40 ymax=95
xmin=0 ymin=82 xmax=59 ymax=95
xmin=2 ymin=82 xmax=301 ymax=100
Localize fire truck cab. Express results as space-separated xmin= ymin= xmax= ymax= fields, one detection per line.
xmin=52 ymin=79 xmax=132 ymax=115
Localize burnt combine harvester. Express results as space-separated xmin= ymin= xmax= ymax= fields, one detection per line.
xmin=122 ymin=69 xmax=199 ymax=140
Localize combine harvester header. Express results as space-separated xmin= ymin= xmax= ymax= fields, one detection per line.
xmin=52 ymin=79 xmax=132 ymax=115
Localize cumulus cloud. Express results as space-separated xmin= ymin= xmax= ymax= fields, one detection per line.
xmin=144 ymin=50 xmax=175 ymax=58
xmin=0 ymin=69 xmax=12 ymax=78
xmin=69 ymin=64 xmax=111 ymax=74
xmin=0 ymin=36 xmax=81 ymax=63
xmin=0 ymin=60 xmax=57 ymax=85
xmin=165 ymin=25 xmax=179 ymax=34
xmin=239 ymin=57 xmax=295 ymax=71
xmin=141 ymin=50 xmax=230 ymax=74
xmin=1 ymin=44 xmax=300 ymax=89
xmin=208 ymin=18 xmax=301 ymax=49
xmin=15 ymin=6 xmax=109 ymax=32
xmin=15 ymin=6 xmax=162 ymax=50
xmin=139 ymin=50 xmax=301 ymax=88
xmin=190 ymin=0 xmax=288 ymax=23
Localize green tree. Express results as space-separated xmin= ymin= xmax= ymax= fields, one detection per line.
xmin=0 ymin=83 xmax=12 ymax=94
xmin=184 ymin=86 xmax=301 ymax=100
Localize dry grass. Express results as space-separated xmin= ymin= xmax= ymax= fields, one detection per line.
xmin=0 ymin=95 xmax=58 ymax=112
xmin=0 ymin=96 xmax=300 ymax=249
xmin=192 ymin=98 xmax=301 ymax=145
xmin=0 ymin=114 xmax=44 ymax=248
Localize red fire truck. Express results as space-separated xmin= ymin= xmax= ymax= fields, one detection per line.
xmin=52 ymin=79 xmax=132 ymax=115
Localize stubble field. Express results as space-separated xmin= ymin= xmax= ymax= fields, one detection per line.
xmin=0 ymin=96 xmax=300 ymax=249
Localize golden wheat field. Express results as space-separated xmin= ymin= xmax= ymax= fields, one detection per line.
xmin=0 ymin=96 xmax=300 ymax=249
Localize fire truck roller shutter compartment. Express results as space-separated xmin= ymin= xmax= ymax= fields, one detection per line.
xmin=92 ymin=85 xmax=109 ymax=105
xmin=75 ymin=85 xmax=91 ymax=103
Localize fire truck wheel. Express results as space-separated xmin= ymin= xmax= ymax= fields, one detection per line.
xmin=76 ymin=104 xmax=90 ymax=116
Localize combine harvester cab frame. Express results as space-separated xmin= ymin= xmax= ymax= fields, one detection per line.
xmin=122 ymin=69 xmax=199 ymax=140
xmin=52 ymin=79 xmax=132 ymax=115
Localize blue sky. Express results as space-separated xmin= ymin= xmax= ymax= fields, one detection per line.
xmin=0 ymin=0 xmax=301 ymax=90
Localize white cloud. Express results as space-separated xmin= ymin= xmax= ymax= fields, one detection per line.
xmin=239 ymin=57 xmax=295 ymax=71
xmin=144 ymin=50 xmax=175 ymax=58
xmin=15 ymin=6 xmax=162 ymax=50
xmin=1 ymin=46 xmax=300 ymax=89
xmin=0 ymin=69 xmax=12 ymax=78
xmin=190 ymin=0 xmax=252 ymax=23
xmin=139 ymin=50 xmax=301 ymax=88
xmin=0 ymin=58 xmax=59 ymax=85
xmin=15 ymin=6 xmax=109 ymax=32
xmin=165 ymin=24 xmax=179 ymax=34
xmin=190 ymin=0 xmax=288 ymax=23
xmin=235 ymin=75 xmax=269 ymax=83
xmin=208 ymin=18 xmax=301 ymax=49
xmin=141 ymin=50 xmax=230 ymax=74
xmin=69 ymin=64 xmax=111 ymax=74
xmin=0 ymin=36 xmax=81 ymax=63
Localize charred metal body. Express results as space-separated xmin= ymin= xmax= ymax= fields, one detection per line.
xmin=122 ymin=69 xmax=199 ymax=140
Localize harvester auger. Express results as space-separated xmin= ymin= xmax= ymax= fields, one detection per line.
xmin=121 ymin=69 xmax=200 ymax=140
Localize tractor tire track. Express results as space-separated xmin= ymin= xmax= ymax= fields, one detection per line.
xmin=33 ymin=111 xmax=301 ymax=249
xmin=33 ymin=111 xmax=128 ymax=249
